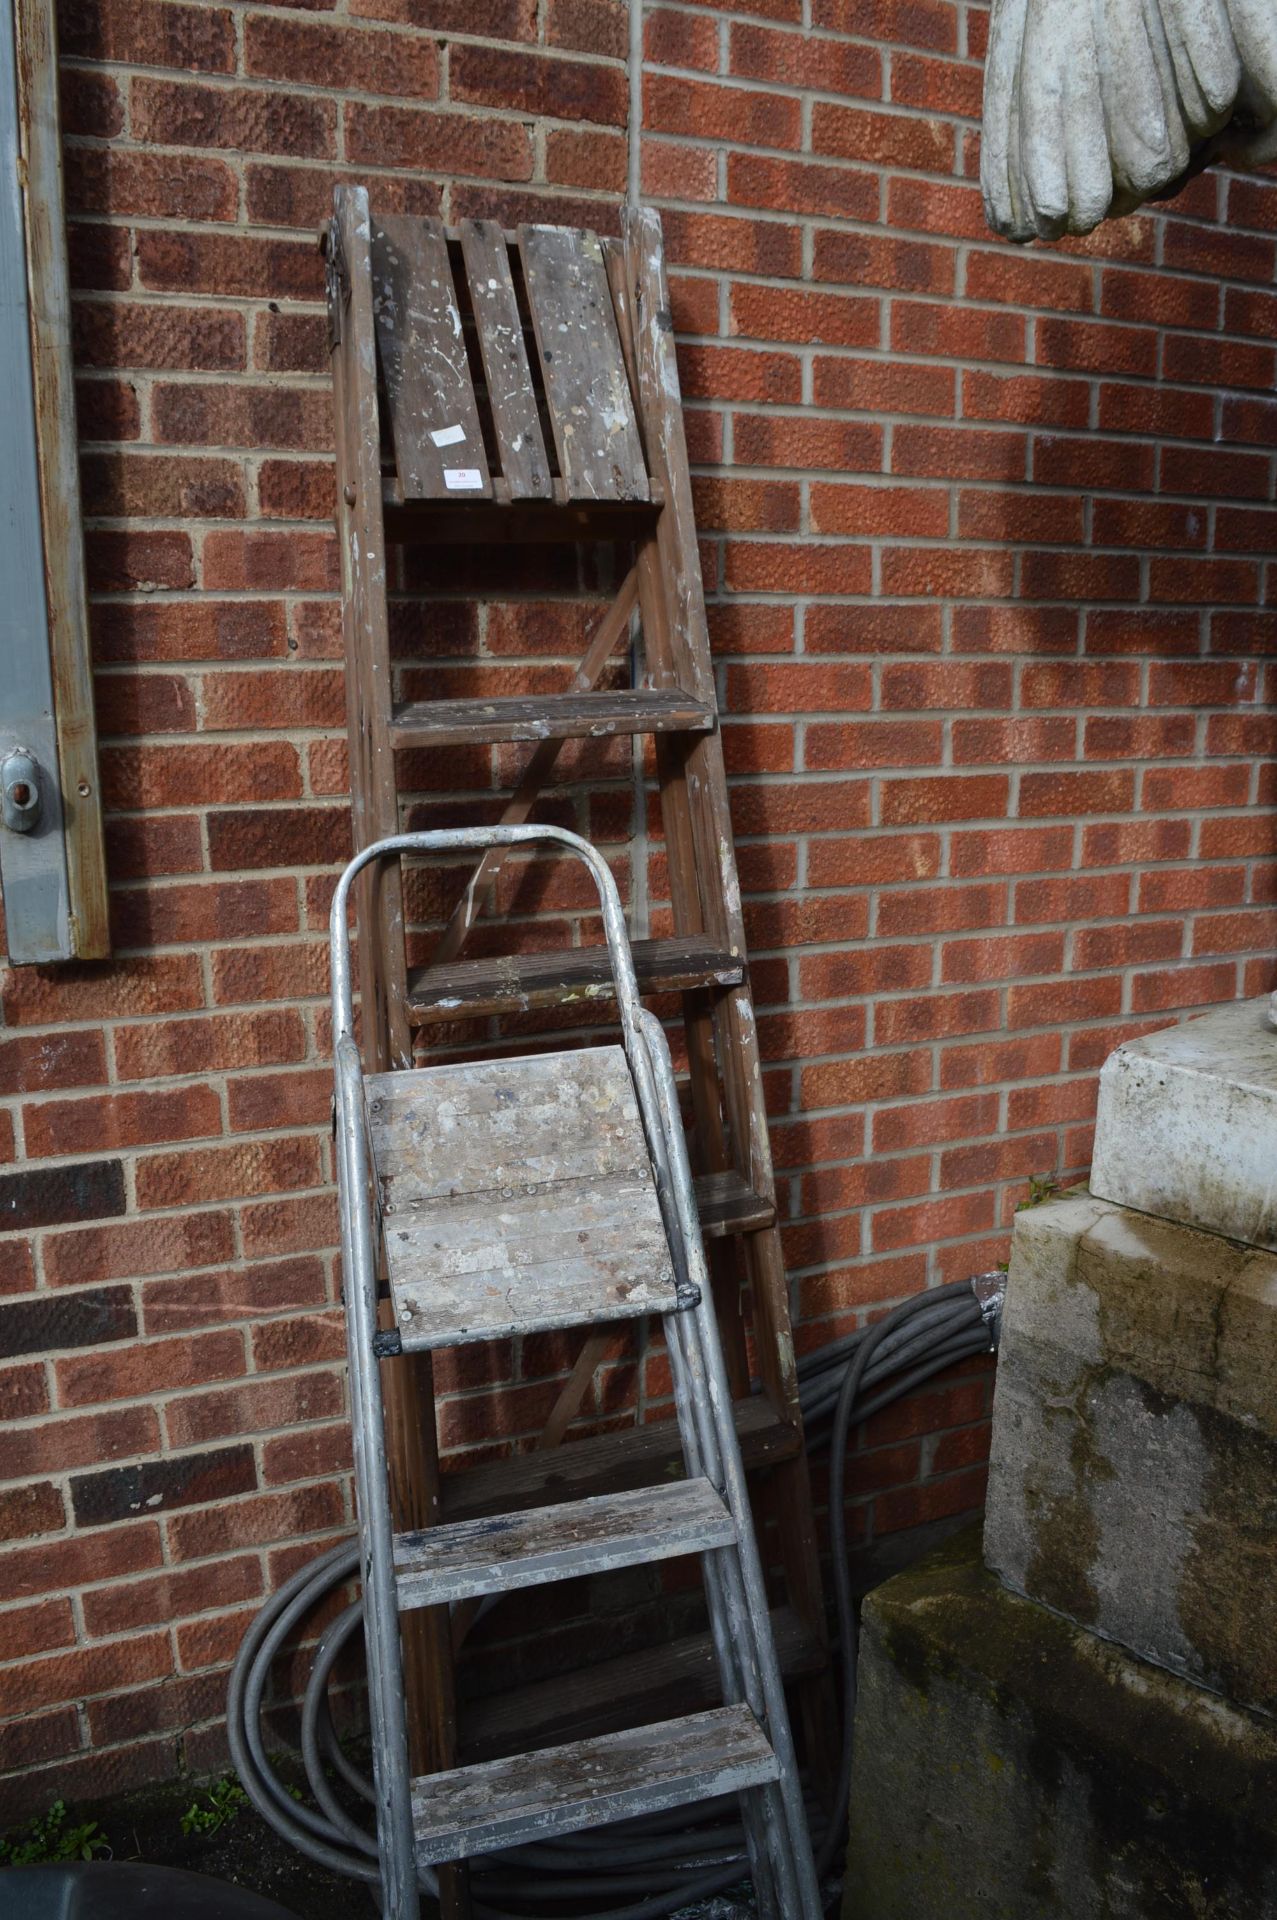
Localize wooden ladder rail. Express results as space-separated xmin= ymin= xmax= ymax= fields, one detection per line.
xmin=612 ymin=209 xmax=831 ymax=1768
xmin=326 ymin=197 xmax=471 ymax=1918
xmin=325 ymin=188 xmax=831 ymax=1920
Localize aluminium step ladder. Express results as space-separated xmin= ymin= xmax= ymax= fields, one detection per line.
xmin=324 ymin=188 xmax=830 ymax=1891
xmin=330 ymin=825 xmax=822 ymax=1919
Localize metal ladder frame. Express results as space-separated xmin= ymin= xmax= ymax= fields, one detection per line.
xmin=331 ymin=825 xmax=822 ymax=1920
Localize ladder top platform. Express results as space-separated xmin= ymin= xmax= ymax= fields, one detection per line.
xmin=362 ymin=212 xmax=652 ymax=512
xmin=365 ymin=1045 xmax=680 ymax=1349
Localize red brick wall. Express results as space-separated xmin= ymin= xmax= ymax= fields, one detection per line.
xmin=2 ymin=0 xmax=1275 ymax=1809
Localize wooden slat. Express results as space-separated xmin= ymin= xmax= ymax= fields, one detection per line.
xmin=694 ymin=1169 xmax=775 ymax=1239
xmin=458 ymin=218 xmax=550 ymax=500
xmin=395 ymin=1477 xmax=735 ymax=1610
xmin=412 ymin=1706 xmax=776 ymax=1864
xmin=382 ymin=488 xmax=661 ymax=547
xmin=518 ymin=224 xmax=648 ymax=503
xmin=368 ymin=1047 xmax=678 ymax=1349
xmin=371 ymin=213 xmax=491 ymax=502
xmin=406 ymin=933 xmax=744 ymax=1024
xmin=390 ymin=687 xmax=711 ymax=749
xmin=440 ymin=1394 xmax=800 ymax=1526
xmin=459 ymin=1607 xmax=822 ymax=1762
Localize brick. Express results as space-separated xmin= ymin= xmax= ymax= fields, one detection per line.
xmin=646 ymin=5 xmax=717 ymax=67
xmin=65 ymin=148 xmax=237 ymax=223
xmin=728 ymin=153 xmax=878 ymax=224
xmin=891 ymin=50 xmax=982 ymax=118
xmin=806 ymin=602 xmax=943 ymax=656
xmin=137 ymin=231 xmax=323 ymax=300
xmin=451 ymin=44 xmax=626 ymax=123
xmin=812 ymin=355 xmax=955 ymax=417
xmin=71 ymin=1445 xmax=257 ymax=1529
xmin=143 ymin=1255 xmax=328 ymax=1333
xmin=892 ymin=299 xmax=1026 ymax=364
xmin=6 ymin=1407 xmax=159 ymax=1481
xmin=345 ymin=105 xmax=534 ymax=180
xmin=202 ymin=529 xmax=338 ymax=592
xmin=730 ymin=282 xmax=879 ymax=349
xmin=812 ymin=0 xmax=954 ymax=45
xmin=0 ymin=1287 xmax=135 ymax=1362
xmin=133 ymin=78 xmax=336 ymax=158
xmin=101 ymin=742 xmax=300 ymax=810
xmin=543 ymin=0 xmax=624 ymax=53
xmin=0 ymin=1483 xmax=64 ymax=1545
xmin=0 ymin=1631 xmax=171 ymax=1722
xmin=735 ymin=413 xmax=882 ymax=473
xmin=649 ymin=73 xmax=800 ymax=148
xmin=25 ymin=1086 xmax=222 ymax=1159
xmin=1 ymin=1361 xmax=50 ymax=1418
xmin=725 ymin=541 xmax=872 ymax=596
xmin=880 ymin=774 xmax=1008 ymax=826
xmin=354 ymin=0 xmax=533 ymax=29
xmin=0 ymin=1031 xmax=106 ymax=1097
xmin=153 ymin=383 xmax=332 ymax=452
xmin=82 ymin=451 xmax=246 ymax=520
xmin=805 ymin=719 xmax=941 ymax=770
xmin=812 ymin=102 xmax=952 ymax=171
xmin=67 ymin=222 xmax=131 ymax=292
xmin=0 ymin=1162 xmax=126 ymax=1235
xmin=135 ymin=1135 xmax=324 ymax=1210
xmin=547 ymin=127 xmax=627 ymax=192
xmin=60 ymin=69 xmax=123 ymax=138
xmin=44 ymin=1211 xmax=235 ymax=1289
xmin=85 ymin=531 xmax=195 ymax=593
xmin=57 ymin=1329 xmax=246 ymax=1409
xmin=1036 ymin=316 xmax=1158 ymax=377
xmin=94 ymin=598 xmax=288 ymax=664
xmin=58 ymin=0 xmax=234 ymax=68
xmin=245 ymin=16 xmax=437 ymax=94
xmin=731 ymin=21 xmax=878 ymax=90
xmin=165 ymin=1483 xmax=345 ymax=1561
xmin=966 ymin=247 xmax=1092 ymax=314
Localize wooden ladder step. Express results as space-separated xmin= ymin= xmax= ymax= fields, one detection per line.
xmin=394 ymin=1476 xmax=735 ymax=1611
xmin=368 ymin=1047 xmax=680 ymax=1351
xmin=390 ymin=687 xmax=713 ymax=749
xmin=694 ymin=1169 xmax=776 ymax=1240
xmin=458 ymin=1606 xmax=823 ymax=1763
xmin=406 ymin=933 xmax=744 ymax=1024
xmin=440 ymin=1394 xmax=800 ymax=1526
xmin=412 ymin=1704 xmax=778 ymax=1865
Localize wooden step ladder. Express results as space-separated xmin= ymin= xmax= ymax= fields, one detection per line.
xmin=330 ymin=826 xmax=821 ymax=1917
xmin=324 ymin=186 xmax=828 ymax=1907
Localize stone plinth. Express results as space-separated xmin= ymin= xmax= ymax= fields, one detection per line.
xmin=845 ymin=1531 xmax=1277 ymax=1920
xmin=984 ymin=1186 xmax=1277 ymax=1713
xmin=1091 ymin=995 xmax=1277 ymax=1250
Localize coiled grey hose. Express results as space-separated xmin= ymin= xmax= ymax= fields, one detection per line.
xmin=227 ymin=1275 xmax=1002 ymax=1915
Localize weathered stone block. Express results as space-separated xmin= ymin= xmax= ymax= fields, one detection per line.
xmin=845 ymin=1531 xmax=1277 ymax=1920
xmin=1091 ymin=995 xmax=1277 ymax=1250
xmin=984 ymin=1187 xmax=1277 ymax=1713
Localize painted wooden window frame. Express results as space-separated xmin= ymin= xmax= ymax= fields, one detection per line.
xmin=0 ymin=0 xmax=107 ymax=962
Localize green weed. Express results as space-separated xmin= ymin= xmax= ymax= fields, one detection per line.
xmin=179 ymin=1774 xmax=249 ymax=1839
xmin=0 ymin=1799 xmax=109 ymax=1866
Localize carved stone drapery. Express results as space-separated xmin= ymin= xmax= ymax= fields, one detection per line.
xmin=982 ymin=0 xmax=1277 ymax=242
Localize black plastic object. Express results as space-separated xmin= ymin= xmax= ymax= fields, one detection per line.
xmin=0 ymin=1862 xmax=301 ymax=1919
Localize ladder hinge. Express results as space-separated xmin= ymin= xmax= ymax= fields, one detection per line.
xmin=373 ymin=1328 xmax=403 ymax=1359
xmin=675 ymin=1281 xmax=702 ymax=1313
